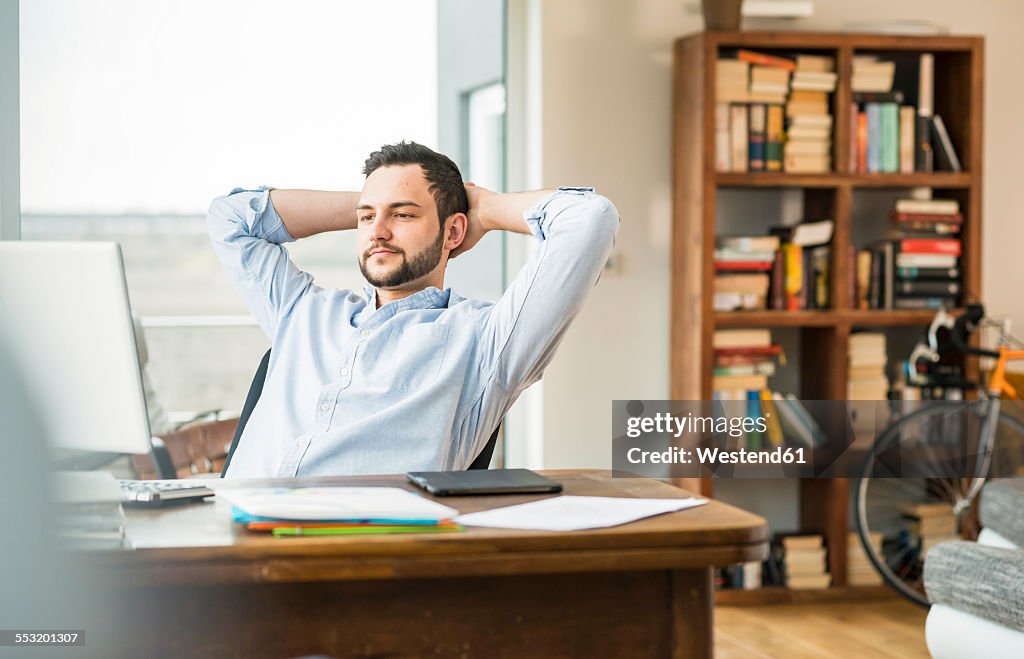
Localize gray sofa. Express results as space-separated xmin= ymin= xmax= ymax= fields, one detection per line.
xmin=924 ymin=479 xmax=1024 ymax=658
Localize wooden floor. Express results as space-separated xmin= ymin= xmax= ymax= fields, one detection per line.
xmin=715 ymin=598 xmax=930 ymax=658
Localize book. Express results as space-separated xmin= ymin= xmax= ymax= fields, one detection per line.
xmin=749 ymin=104 xmax=767 ymax=171
xmin=714 ymin=345 xmax=783 ymax=358
xmin=712 ymin=374 xmax=769 ymax=391
xmin=899 ymin=106 xmax=916 ymax=173
xmin=892 ymin=211 xmax=964 ymax=224
xmin=788 ymin=219 xmax=834 ymax=247
xmin=893 ymin=296 xmax=957 ymax=310
xmin=895 ymin=198 xmax=959 ymax=215
xmin=719 ymin=235 xmax=782 ymax=252
xmin=737 ymin=49 xmax=796 ymax=71
xmin=713 ymin=328 xmax=772 ymax=349
xmin=782 ymin=243 xmax=803 ymax=310
xmin=866 ymin=103 xmax=882 ymax=172
xmin=895 ymin=253 xmax=958 ymax=269
xmin=730 ymin=104 xmax=749 ymax=172
xmin=716 ymin=248 xmax=777 ymax=262
xmin=853 ymin=91 xmax=905 ymax=104
xmin=715 ymin=261 xmax=774 ymax=272
xmin=916 ymin=53 xmax=935 ymax=172
xmin=896 ymin=266 xmax=961 ymax=280
xmin=760 ymin=389 xmax=784 ymax=447
xmin=856 ymin=111 xmax=868 ymax=172
xmin=781 ymin=534 xmax=824 ymax=551
xmin=852 ymin=59 xmax=896 ymax=93
xmin=931 ymin=114 xmax=962 ymax=172
xmin=879 ymin=103 xmax=899 ymax=173
xmin=795 ymin=54 xmax=834 ymax=72
xmin=899 ymin=238 xmax=961 ymax=256
xmin=216 ymin=486 xmax=459 ymax=522
xmin=783 ymin=155 xmax=830 ymax=173
xmin=787 ymin=574 xmax=832 ymax=589
xmin=715 ymin=103 xmax=731 ymax=172
xmin=766 ymin=105 xmax=784 ymax=171
xmin=855 ymin=249 xmax=872 ymax=309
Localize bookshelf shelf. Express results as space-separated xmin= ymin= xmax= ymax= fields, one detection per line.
xmin=672 ymin=30 xmax=983 ymax=601
xmin=713 ymin=309 xmax=948 ymax=328
xmin=714 ymin=311 xmax=839 ymax=327
xmin=847 ymin=172 xmax=973 ymax=188
xmin=716 ymin=173 xmax=839 ymax=188
xmin=716 ymin=172 xmax=972 ymax=189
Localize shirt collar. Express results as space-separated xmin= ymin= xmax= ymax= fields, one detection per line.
xmin=361 ymin=282 xmax=452 ymax=314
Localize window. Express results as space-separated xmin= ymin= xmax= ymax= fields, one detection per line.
xmin=19 ymin=0 xmax=505 ymax=425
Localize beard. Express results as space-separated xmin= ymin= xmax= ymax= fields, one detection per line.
xmin=359 ymin=227 xmax=445 ymax=289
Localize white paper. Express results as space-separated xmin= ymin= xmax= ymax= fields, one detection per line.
xmin=453 ymin=495 xmax=708 ymax=531
xmin=215 ymin=486 xmax=459 ymax=521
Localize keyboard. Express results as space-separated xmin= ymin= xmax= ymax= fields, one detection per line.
xmin=119 ymin=480 xmax=215 ymax=507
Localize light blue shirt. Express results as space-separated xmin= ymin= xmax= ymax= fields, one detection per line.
xmin=208 ymin=186 xmax=619 ymax=478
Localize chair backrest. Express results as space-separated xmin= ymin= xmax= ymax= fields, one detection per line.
xmin=221 ymin=348 xmax=499 ymax=475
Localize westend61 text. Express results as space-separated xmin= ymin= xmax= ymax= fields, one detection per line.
xmin=627 ymin=446 xmax=807 ymax=465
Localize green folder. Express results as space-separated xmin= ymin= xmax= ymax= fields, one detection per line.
xmin=272 ymin=525 xmax=464 ymax=537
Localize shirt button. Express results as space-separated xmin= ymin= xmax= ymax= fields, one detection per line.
xmin=340 ymin=367 xmax=349 ymax=376
xmin=360 ymin=330 xmax=369 ymax=337
xmin=295 ymin=439 xmax=304 ymax=447
xmin=320 ymin=403 xmax=330 ymax=412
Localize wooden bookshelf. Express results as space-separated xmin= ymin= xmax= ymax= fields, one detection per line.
xmin=671 ymin=31 xmax=983 ymax=600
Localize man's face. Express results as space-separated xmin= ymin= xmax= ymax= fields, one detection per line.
xmin=356 ymin=164 xmax=446 ymax=290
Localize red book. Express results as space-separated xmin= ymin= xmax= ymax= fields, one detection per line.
xmin=737 ymin=49 xmax=796 ymax=72
xmin=899 ymin=238 xmax=961 ymax=256
xmin=713 ymin=345 xmax=784 ymax=358
xmin=715 ymin=354 xmax=778 ymax=367
xmin=856 ymin=112 xmax=868 ymax=173
xmin=715 ymin=261 xmax=774 ymax=272
xmin=892 ymin=212 xmax=964 ymax=224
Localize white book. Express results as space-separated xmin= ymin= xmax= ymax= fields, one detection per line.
xmin=895 ymin=198 xmax=959 ymax=215
xmin=715 ymin=103 xmax=731 ymax=173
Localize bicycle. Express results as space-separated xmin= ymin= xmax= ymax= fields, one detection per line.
xmin=854 ymin=304 xmax=1024 ymax=607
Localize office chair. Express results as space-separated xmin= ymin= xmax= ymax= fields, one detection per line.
xmin=220 ymin=349 xmax=500 ymax=475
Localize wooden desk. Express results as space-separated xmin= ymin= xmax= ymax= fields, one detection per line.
xmin=94 ymin=470 xmax=766 ymax=658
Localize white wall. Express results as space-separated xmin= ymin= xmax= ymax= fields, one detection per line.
xmin=524 ymin=0 xmax=1024 ymax=468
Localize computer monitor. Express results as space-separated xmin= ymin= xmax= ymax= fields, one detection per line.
xmin=0 ymin=241 xmax=152 ymax=455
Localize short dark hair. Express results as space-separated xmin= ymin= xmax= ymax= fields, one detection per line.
xmin=362 ymin=141 xmax=469 ymax=225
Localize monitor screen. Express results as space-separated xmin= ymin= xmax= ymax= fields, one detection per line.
xmin=0 ymin=241 xmax=152 ymax=454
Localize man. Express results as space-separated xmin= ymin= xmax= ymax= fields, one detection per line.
xmin=209 ymin=142 xmax=618 ymax=477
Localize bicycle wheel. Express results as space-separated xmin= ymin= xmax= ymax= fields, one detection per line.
xmin=854 ymin=401 xmax=1024 ymax=608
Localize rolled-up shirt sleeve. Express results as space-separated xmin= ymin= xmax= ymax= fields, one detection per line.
xmin=207 ymin=186 xmax=313 ymax=338
xmin=480 ymin=186 xmax=620 ymax=394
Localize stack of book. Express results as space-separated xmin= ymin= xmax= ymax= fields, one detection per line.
xmin=716 ymin=560 xmax=764 ymax=591
xmin=848 ymin=332 xmax=889 ymax=400
xmin=902 ymin=502 xmax=959 ymax=559
xmin=715 ymin=50 xmax=836 ymax=173
xmin=781 ymin=534 xmax=832 ymax=589
xmin=847 ymin=531 xmax=884 ymax=586
xmin=851 ymin=53 xmax=961 ymax=173
xmin=713 ymin=235 xmax=780 ymax=311
xmin=785 ymin=54 xmax=836 ymax=173
xmin=218 ymin=486 xmax=463 ymax=537
xmin=852 ymin=56 xmax=896 ymax=93
xmin=711 ymin=329 xmax=780 ymax=397
xmin=856 ymin=198 xmax=962 ymax=310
